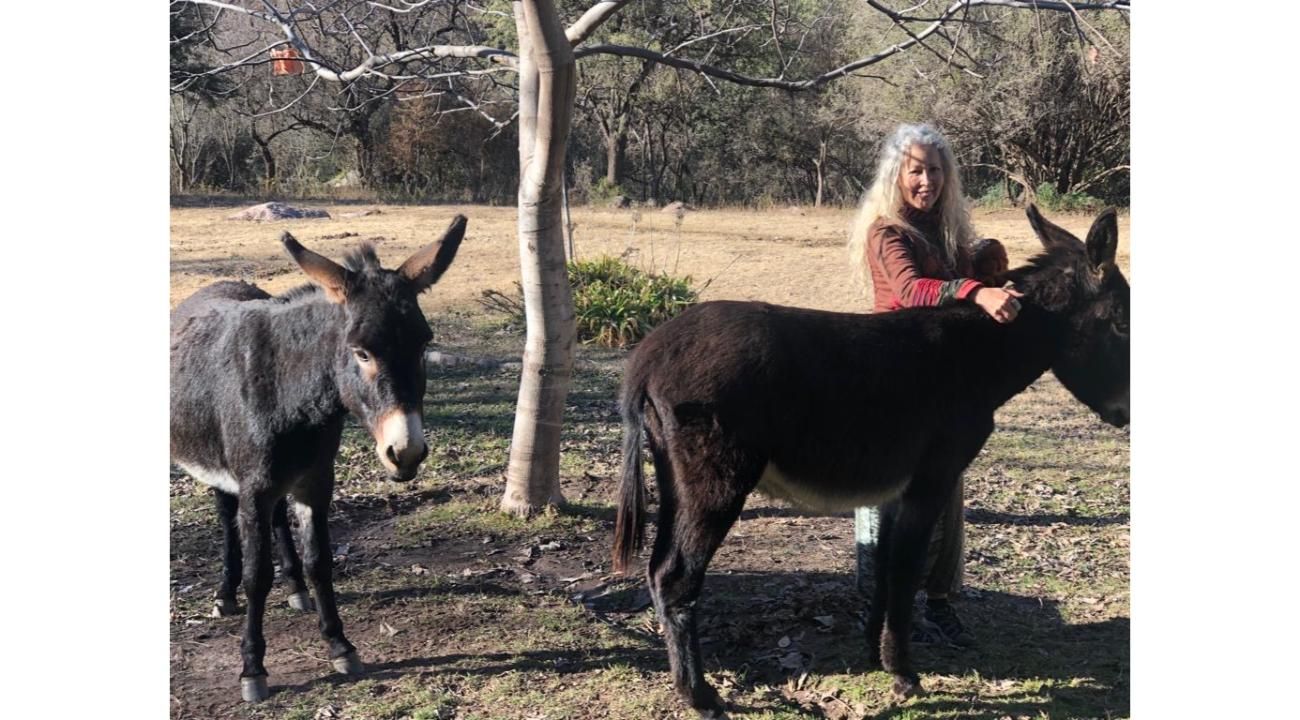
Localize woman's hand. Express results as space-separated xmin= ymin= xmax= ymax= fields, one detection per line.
xmin=973 ymin=285 xmax=1024 ymax=323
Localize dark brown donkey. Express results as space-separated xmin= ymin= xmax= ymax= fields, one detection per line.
xmin=613 ymin=206 xmax=1128 ymax=718
xmin=170 ymin=216 xmax=467 ymax=702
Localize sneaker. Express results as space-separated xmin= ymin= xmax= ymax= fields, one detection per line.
xmin=923 ymin=599 xmax=976 ymax=647
xmin=910 ymin=611 xmax=944 ymax=644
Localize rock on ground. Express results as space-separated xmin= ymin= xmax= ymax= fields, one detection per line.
xmin=227 ymin=202 xmax=331 ymax=221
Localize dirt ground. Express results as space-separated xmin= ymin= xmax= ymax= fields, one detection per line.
xmin=170 ymin=202 xmax=1130 ymax=720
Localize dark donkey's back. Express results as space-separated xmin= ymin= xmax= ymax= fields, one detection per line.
xmin=613 ymin=206 xmax=1129 ymax=718
xmin=170 ymin=215 xmax=467 ymax=703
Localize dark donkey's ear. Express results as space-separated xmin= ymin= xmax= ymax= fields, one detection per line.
xmin=1084 ymin=208 xmax=1119 ymax=269
xmin=1026 ymin=204 xmax=1083 ymax=253
xmin=282 ymin=232 xmax=351 ymax=304
xmin=399 ymin=214 xmax=468 ymax=293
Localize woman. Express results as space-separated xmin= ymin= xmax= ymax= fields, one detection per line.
xmin=848 ymin=123 xmax=1020 ymax=647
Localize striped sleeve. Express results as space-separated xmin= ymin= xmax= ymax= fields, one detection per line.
xmin=937 ymin=278 xmax=984 ymax=305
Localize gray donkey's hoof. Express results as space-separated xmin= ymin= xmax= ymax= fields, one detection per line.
xmin=332 ymin=651 xmax=364 ymax=675
xmin=287 ymin=591 xmax=315 ymax=612
xmin=241 ymin=676 xmax=270 ymax=703
xmin=212 ymin=598 xmax=242 ymax=617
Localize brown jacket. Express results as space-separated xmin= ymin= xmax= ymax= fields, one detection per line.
xmin=866 ymin=207 xmax=1006 ymax=313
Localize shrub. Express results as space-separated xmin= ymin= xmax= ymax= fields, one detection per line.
xmin=976 ymin=183 xmax=1012 ymax=209
xmin=569 ymin=257 xmax=698 ymax=348
xmin=1034 ymin=182 xmax=1104 ymax=213
xmin=478 ymin=258 xmax=699 ymax=348
xmin=589 ymin=177 xmax=626 ymax=206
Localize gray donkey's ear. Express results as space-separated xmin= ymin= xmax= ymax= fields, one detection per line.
xmin=399 ymin=215 xmax=468 ymax=293
xmin=282 ymin=232 xmax=351 ymax=303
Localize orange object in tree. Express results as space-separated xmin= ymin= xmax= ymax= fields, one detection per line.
xmin=271 ymin=47 xmax=305 ymax=76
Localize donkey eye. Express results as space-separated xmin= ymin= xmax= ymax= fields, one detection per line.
xmin=1112 ymin=319 xmax=1129 ymax=336
xmin=352 ymin=348 xmax=372 ymax=363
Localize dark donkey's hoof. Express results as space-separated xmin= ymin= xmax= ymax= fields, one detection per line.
xmin=891 ymin=672 xmax=923 ymax=700
xmin=240 ymin=675 xmax=270 ymax=703
xmin=693 ymin=703 xmax=729 ymax=720
xmin=688 ymin=685 xmax=728 ymax=719
xmin=332 ymin=651 xmax=365 ymax=675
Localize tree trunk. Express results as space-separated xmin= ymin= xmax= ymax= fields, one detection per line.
xmin=170 ymin=96 xmax=195 ymax=193
xmin=500 ymin=0 xmax=577 ymax=516
xmin=814 ymin=138 xmax=827 ymax=209
xmin=605 ymin=131 xmax=625 ymax=186
xmin=252 ymin=130 xmax=278 ymax=193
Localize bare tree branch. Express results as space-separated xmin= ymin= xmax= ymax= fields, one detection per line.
xmin=574 ymin=0 xmax=1125 ymax=90
xmin=576 ymin=26 xmax=938 ymax=92
xmin=251 ymin=73 xmax=324 ymax=118
xmin=366 ymin=0 xmax=436 ymax=14
xmin=181 ymin=0 xmax=519 ymax=83
xmin=566 ymin=1 xmax=636 ymax=47
xmin=1069 ymin=163 xmax=1130 ymax=195
xmin=1057 ymin=0 xmax=1125 ymax=58
xmin=666 ymin=25 xmax=764 ymax=57
xmin=885 ymin=0 xmax=1130 ymax=22
xmin=869 ymin=0 xmax=985 ymax=78
xmin=770 ymin=0 xmax=788 ymax=76
xmin=177 ymin=0 xmax=1126 ymax=99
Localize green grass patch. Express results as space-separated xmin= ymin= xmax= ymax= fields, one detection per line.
xmin=396 ymin=499 xmax=604 ymax=542
xmin=265 ymin=675 xmax=459 ymax=720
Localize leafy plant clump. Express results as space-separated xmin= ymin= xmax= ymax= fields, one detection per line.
xmin=977 ymin=183 xmax=1014 ymax=209
xmin=588 ymin=177 xmax=626 ymax=205
xmin=1035 ymin=182 xmax=1105 ymax=213
xmin=570 ymin=257 xmax=698 ymax=348
xmin=478 ymin=257 xmax=699 ymax=348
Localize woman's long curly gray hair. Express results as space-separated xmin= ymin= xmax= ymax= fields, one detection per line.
xmin=849 ymin=124 xmax=977 ymax=290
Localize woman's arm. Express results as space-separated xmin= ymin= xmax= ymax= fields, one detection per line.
xmin=868 ymin=225 xmax=982 ymax=307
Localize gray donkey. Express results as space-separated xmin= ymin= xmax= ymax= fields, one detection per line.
xmin=170 ymin=215 xmax=467 ymax=702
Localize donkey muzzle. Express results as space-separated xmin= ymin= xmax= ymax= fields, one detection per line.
xmin=375 ymin=409 xmax=428 ymax=481
xmin=1100 ymin=404 xmax=1129 ymax=428
xmin=1099 ymin=394 xmax=1130 ymax=428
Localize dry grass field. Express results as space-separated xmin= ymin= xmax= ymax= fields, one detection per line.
xmin=170 ymin=202 xmax=1130 ymax=720
xmin=169 ymin=204 xmax=1129 ymax=313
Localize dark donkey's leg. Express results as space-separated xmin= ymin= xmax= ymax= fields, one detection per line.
xmin=271 ymin=497 xmax=314 ymax=612
xmin=647 ymin=431 xmax=759 ymax=719
xmin=293 ymin=471 xmax=361 ymax=675
xmin=876 ymin=423 xmax=991 ymax=698
xmin=874 ymin=490 xmax=945 ymax=698
xmin=236 ymin=488 xmax=278 ymax=702
xmin=213 ymin=489 xmax=243 ymax=617
xmin=864 ymin=500 xmax=899 ymax=668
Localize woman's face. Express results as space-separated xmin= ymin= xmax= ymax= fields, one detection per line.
xmin=898 ymin=143 xmax=944 ymax=212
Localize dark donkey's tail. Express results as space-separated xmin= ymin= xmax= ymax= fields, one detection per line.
xmin=612 ymin=383 xmax=648 ymax=575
